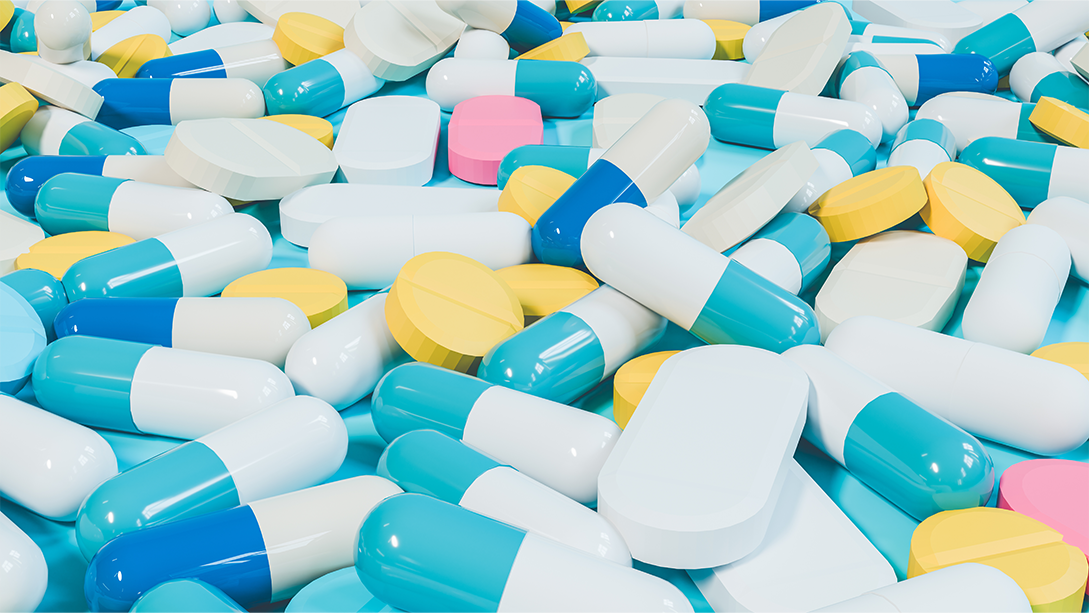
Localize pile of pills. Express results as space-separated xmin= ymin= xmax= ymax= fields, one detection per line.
xmin=2 ymin=0 xmax=1089 ymax=611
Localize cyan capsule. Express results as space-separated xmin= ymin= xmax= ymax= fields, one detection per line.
xmin=92 ymin=78 xmax=265 ymax=129
xmin=0 ymin=269 xmax=67 ymax=343
xmin=728 ymin=212 xmax=831 ymax=295
xmin=958 ymin=137 xmax=1088 ymax=209
xmin=0 ymin=283 xmax=46 ymax=394
xmin=263 ymin=48 xmax=384 ymax=117
xmin=953 ymin=1 xmax=1089 ymax=75
xmin=20 ymin=106 xmax=145 ymax=156
xmin=593 ymin=1 xmax=683 ymax=21
xmin=425 ymin=58 xmax=596 ymax=117
xmin=128 ymin=581 xmax=245 ymax=613
xmin=135 ymin=39 xmax=287 ymax=86
xmin=6 ymin=8 xmax=35 ymax=53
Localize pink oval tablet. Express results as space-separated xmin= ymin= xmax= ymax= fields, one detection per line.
xmin=998 ymin=459 xmax=1089 ymax=593
xmin=448 ymin=95 xmax=543 ymax=186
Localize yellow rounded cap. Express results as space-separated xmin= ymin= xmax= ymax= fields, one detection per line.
xmin=385 ymin=252 xmax=524 ymax=373
xmin=90 ymin=9 xmax=125 ymax=32
xmin=98 ymin=34 xmax=172 ymax=78
xmin=809 ymin=166 xmax=927 ymax=242
xmin=922 ymin=161 xmax=1025 ymax=262
xmin=612 ymin=351 xmax=680 ymax=429
xmin=495 ymin=263 xmax=598 ymax=318
xmin=517 ymin=32 xmax=590 ymax=62
xmin=1031 ymin=342 xmax=1089 ymax=380
xmin=909 ymin=507 xmax=1088 ymax=611
xmin=1030 ymin=96 xmax=1089 ymax=149
xmin=499 ymin=165 xmax=576 ymax=226
xmin=261 ymin=114 xmax=335 ymax=148
xmin=1 ymin=82 xmax=38 ymax=152
xmin=1 ymin=0 xmax=14 ymax=31
xmin=15 ymin=231 xmax=135 ymax=279
xmin=273 ymin=12 xmax=345 ymax=66
xmin=222 ymin=267 xmax=348 ymax=328
xmin=702 ymin=20 xmax=750 ymax=60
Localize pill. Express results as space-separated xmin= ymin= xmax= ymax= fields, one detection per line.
xmin=852 ymin=0 xmax=982 ymax=45
xmin=272 ymin=12 xmax=344 ymax=66
xmin=0 ymin=50 xmax=102 ymax=118
xmin=699 ymin=19 xmax=748 ymax=59
xmin=611 ymin=350 xmax=678 ymax=429
xmin=816 ymin=231 xmax=966 ymax=341
xmin=6 ymin=9 xmax=35 ymax=54
xmin=594 ymin=0 xmax=684 ymax=21
xmin=1010 ymin=52 xmax=1089 ymax=107
xmin=1056 ymin=35 xmax=1088 ymax=71
xmin=1031 ymin=342 xmax=1089 ymax=380
xmin=147 ymin=0 xmax=210 ymax=36
xmin=0 ymin=82 xmax=37 ymax=151
xmin=334 ymin=95 xmax=440 ymax=185
xmin=21 ymin=52 xmax=116 ymax=88
xmin=140 ymin=39 xmax=286 ymax=87
xmin=97 ymin=33 xmax=172 ymax=78
xmin=825 ymin=315 xmax=1089 ymax=456
xmin=887 ymin=118 xmax=956 ymax=179
xmin=167 ymin=21 xmax=274 ymax=54
xmin=516 ymin=30 xmax=589 ymax=61
xmin=874 ymin=52 xmax=998 ymax=106
xmin=285 ymin=568 xmax=387 ymax=611
xmin=62 ymin=213 xmax=272 ymax=301
xmin=20 ymin=105 xmax=145 ymax=156
xmin=919 ymin=92 xmax=1059 ymax=152
xmin=785 ymin=129 xmax=876 ymax=214
xmin=91 ymin=5 xmax=171 ymax=60
xmin=343 ymin=0 xmax=464 ymax=82
xmin=454 ymin=27 xmax=511 ymax=60
xmin=847 ymin=20 xmax=953 ymax=51
xmin=809 ymin=166 xmax=927 ymax=243
xmin=565 ymin=19 xmax=715 ymax=59
xmin=592 ymin=92 xmax=663 ymax=148
xmin=222 ymin=267 xmax=346 ymax=328
xmin=581 ymin=57 xmax=748 ymax=105
xmin=1030 ymin=96 xmax=1089 ymax=149
xmin=448 ymin=95 xmax=543 ymax=185
xmin=494 ymin=263 xmax=598 ymax=319
xmin=0 ymin=394 xmax=118 ymax=520
xmin=75 ymin=395 xmax=347 ymax=560
xmin=0 ymin=282 xmax=45 ymax=394
xmin=93 ymin=77 xmax=265 ymax=129
xmin=129 ymin=580 xmax=245 ymax=613
xmin=743 ymin=3 xmax=849 ymax=96
xmin=836 ymin=51 xmax=908 ymax=142
xmin=438 ymin=0 xmax=561 ymax=53
xmin=378 ymin=429 xmax=629 ymax=564
xmin=356 ymin=493 xmax=692 ymax=612
xmin=262 ymin=113 xmax=334 ymax=148
xmin=0 ymin=209 xmax=45 ymax=276
xmin=17 ymin=232 xmax=133 ymax=286
xmin=845 ymin=40 xmax=947 ymax=60
xmin=682 ymin=0 xmax=816 ymax=26
xmin=427 ymin=58 xmax=595 ymax=118
xmin=1074 ymin=41 xmax=1089 ymax=81
xmin=0 ymin=0 xmax=12 ymax=30
xmin=1027 ymin=196 xmax=1089 ymax=283
xmin=0 ymin=268 xmax=67 ymax=342
xmin=261 ymin=48 xmax=382 ymax=117
xmin=959 ymin=137 xmax=1089 ymax=209
xmin=921 ymin=161 xmax=1025 ymax=262
xmin=953 ymin=1 xmax=1089 ymax=75
xmin=740 ymin=10 xmax=794 ymax=61
xmin=813 ymin=563 xmax=1032 ymax=612
xmin=499 ymin=165 xmax=576 ymax=225
xmin=0 ymin=513 xmax=47 ymax=613
xmin=89 ymin=9 xmax=125 ymax=31
xmin=729 ymin=211 xmax=831 ymax=295
xmin=240 ymin=0 xmax=358 ymax=29
xmin=34 ymin=0 xmax=91 ymax=64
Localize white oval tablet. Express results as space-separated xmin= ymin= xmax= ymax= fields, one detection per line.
xmin=165 ymin=118 xmax=338 ymax=200
xmin=581 ymin=57 xmax=749 ymax=106
xmin=334 ymin=95 xmax=441 ymax=186
xmin=591 ymin=92 xmax=664 ymax=149
xmin=167 ymin=22 xmax=274 ymax=54
xmin=0 ymin=211 xmax=46 ymax=276
xmin=0 ymin=50 xmax=102 ymax=119
xmin=344 ymin=0 xmax=465 ymax=82
xmin=743 ymin=3 xmax=851 ymax=95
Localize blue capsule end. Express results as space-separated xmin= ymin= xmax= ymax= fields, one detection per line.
xmin=135 ymin=49 xmax=228 ymax=79
xmin=53 ymin=297 xmax=179 ymax=347
xmin=915 ymin=54 xmax=998 ymax=105
xmin=4 ymin=155 xmax=107 ymax=217
xmin=504 ymin=0 xmax=563 ymax=53
xmin=93 ymin=79 xmax=174 ymax=130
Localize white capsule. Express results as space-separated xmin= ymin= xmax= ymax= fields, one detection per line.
xmin=90 ymin=5 xmax=172 ymax=60
xmin=454 ymin=27 xmax=511 ymax=59
xmin=0 ymin=513 xmax=47 ymax=613
xmin=148 ymin=0 xmax=211 ymax=36
xmin=813 ymin=563 xmax=1032 ymax=612
xmin=565 ymin=19 xmax=716 ymax=59
xmin=1027 ymin=196 xmax=1089 ymax=284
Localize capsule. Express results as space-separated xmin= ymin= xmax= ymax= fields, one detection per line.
xmin=262 ymin=48 xmax=384 ymax=117
xmin=0 ymin=268 xmax=67 ymax=343
xmin=874 ymin=53 xmax=998 ymax=106
xmin=1 ymin=283 xmax=45 ymax=394
xmin=92 ymin=77 xmax=265 ymax=129
xmin=825 ymin=315 xmax=1089 ymax=456
xmin=378 ymin=429 xmax=630 ymax=565
xmin=479 ymin=285 xmax=666 ymax=404
xmin=962 ymin=225 xmax=1070 ymax=354
xmin=373 ymin=362 xmax=620 ymax=505
xmin=20 ymin=105 xmax=146 ymax=156
xmin=837 ymin=51 xmax=907 ymax=143
xmin=565 ymin=19 xmax=715 ymax=58
xmin=785 ymin=129 xmax=876 ymax=213
xmin=593 ymin=0 xmax=684 ymax=21
xmin=532 ymin=98 xmax=708 ymax=267
xmin=848 ymin=20 xmax=952 ymax=51
xmin=729 ymin=212 xmax=830 ymax=295
xmin=84 ymin=476 xmax=401 ymax=612
xmin=135 ymin=39 xmax=287 ymax=86
xmin=887 ymin=119 xmax=956 ymax=179
xmin=128 ymin=580 xmax=245 ymax=613
xmin=426 ymin=58 xmax=595 ymax=117
xmin=75 ymin=395 xmax=348 ymax=560
xmin=454 ymin=27 xmax=511 ymax=59
xmin=583 ymin=203 xmax=821 ymax=350
xmin=438 ymin=0 xmax=561 ymax=53
xmin=958 ymin=137 xmax=1089 ymax=208
xmin=147 ymin=0 xmax=210 ymax=37
xmin=706 ymin=83 xmax=881 ymax=149
xmin=953 ymin=0 xmax=1089 ymax=75
xmin=916 ymin=94 xmax=1053 ymax=153
xmin=0 ymin=512 xmax=47 ymax=613
xmin=356 ymin=494 xmax=693 ymax=612
xmin=0 ymin=394 xmax=118 ymax=521
xmin=1028 ymin=196 xmax=1089 ymax=284
xmin=683 ymin=0 xmax=816 ymax=26
xmin=90 ymin=5 xmax=170 ymax=60
xmin=62 ymin=213 xmax=272 ymax=302
xmin=782 ymin=345 xmax=994 ymax=520
xmin=1009 ymin=52 xmax=1089 ymax=107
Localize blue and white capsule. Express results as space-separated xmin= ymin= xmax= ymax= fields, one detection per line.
xmin=953 ymin=0 xmax=1089 ymax=75
xmin=355 ymin=494 xmax=692 ymax=613
xmin=426 ymin=58 xmax=596 ymax=117
xmin=1009 ymin=51 xmax=1089 ymax=107
xmin=873 ymin=53 xmax=998 ymax=106
xmin=74 ymin=395 xmax=348 ymax=561
xmin=92 ymin=78 xmax=265 ymax=129
xmin=848 ymin=20 xmax=951 ymax=51
xmin=958 ymin=137 xmax=1089 ymax=210
xmin=85 ymin=476 xmax=401 ymax=612
xmin=592 ymin=0 xmax=683 ymax=21
xmin=262 ymin=48 xmax=384 ymax=117
xmin=129 ymin=580 xmax=245 ymax=613
xmin=379 ymin=429 xmax=630 ymax=565
xmin=135 ymin=40 xmax=287 ymax=86
xmin=728 ymin=213 xmax=831 ymax=295
xmin=785 ymin=129 xmax=876 ymax=213
xmin=0 ymin=268 xmax=67 ymax=343
xmin=887 ymin=119 xmax=956 ymax=179
xmin=437 ymin=0 xmax=562 ymax=53
xmin=837 ymin=51 xmax=908 ymax=143
xmin=19 ymin=105 xmax=145 ymax=156
xmin=782 ymin=345 xmax=994 ymax=521
xmin=683 ymin=0 xmax=816 ymax=25
xmin=583 ymin=203 xmax=821 ymax=351
xmin=916 ymin=94 xmax=1054 ymax=153
xmin=372 ymin=362 xmax=621 ymax=505
xmin=532 ymin=98 xmax=709 ymax=267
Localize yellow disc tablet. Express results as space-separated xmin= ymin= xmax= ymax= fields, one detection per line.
xmin=273 ymin=12 xmax=345 ymax=66
xmin=261 ymin=114 xmax=335 ymax=148
xmin=702 ymin=20 xmax=750 ymax=60
xmin=1032 ymin=342 xmax=1089 ymax=380
xmin=612 ymin=350 xmax=680 ymax=429
xmin=98 ymin=34 xmax=172 ymax=78
xmin=808 ymin=166 xmax=927 ymax=243
xmin=1 ymin=0 xmax=14 ymax=31
xmin=386 ymin=252 xmax=524 ymax=373
xmin=0 ymin=82 xmax=38 ymax=152
xmin=922 ymin=161 xmax=1025 ymax=262
xmin=1030 ymin=96 xmax=1089 ymax=149
xmin=222 ymin=267 xmax=348 ymax=327
xmin=499 ymin=165 xmax=576 ymax=226
xmin=516 ymin=32 xmax=590 ymax=62
xmin=15 ymin=231 xmax=134 ymax=279
xmin=495 ymin=263 xmax=598 ymax=319
xmin=909 ymin=507 xmax=1088 ymax=611
xmin=90 ymin=9 xmax=125 ymax=32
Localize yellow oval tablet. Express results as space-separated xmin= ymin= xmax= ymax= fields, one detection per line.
xmin=922 ymin=161 xmax=1025 ymax=262
xmin=612 ymin=350 xmax=680 ymax=429
xmin=909 ymin=507 xmax=1088 ymax=611
xmin=222 ymin=267 xmax=348 ymax=328
xmin=386 ymin=252 xmax=524 ymax=373
xmin=495 ymin=263 xmax=598 ymax=319
xmin=499 ymin=165 xmax=576 ymax=226
xmin=516 ymin=32 xmax=589 ymax=62
xmin=1 ymin=82 xmax=38 ymax=152
xmin=90 ymin=10 xmax=125 ymax=32
xmin=809 ymin=166 xmax=927 ymax=243
xmin=261 ymin=114 xmax=335 ymax=148
xmin=1032 ymin=342 xmax=1089 ymax=380
xmin=1 ymin=0 xmax=14 ymax=31
xmin=702 ymin=20 xmax=750 ymax=60
xmin=15 ymin=231 xmax=135 ymax=279
xmin=1030 ymin=96 xmax=1089 ymax=149
xmin=98 ymin=34 xmax=172 ymax=78
xmin=273 ymin=12 xmax=345 ymax=66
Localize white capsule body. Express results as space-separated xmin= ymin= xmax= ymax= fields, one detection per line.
xmin=0 ymin=513 xmax=47 ymax=613
xmin=586 ymin=146 xmax=702 ymax=208
xmin=111 ymin=182 xmax=233 ymax=240
xmin=838 ymin=65 xmax=908 ymax=143
xmin=91 ymin=5 xmax=172 ymax=59
xmin=171 ymin=297 xmax=311 ymax=368
xmin=166 ymin=78 xmax=265 ymax=124
xmin=166 ymin=23 xmax=274 ymax=55
xmin=214 ymin=0 xmax=255 ymax=25
xmin=731 ymin=238 xmax=803 ymax=294
xmin=454 ymin=27 xmax=511 ymax=59
xmin=148 ymin=0 xmax=211 ymax=37
xmin=158 ymin=213 xmax=274 ymax=298
xmin=1053 ymin=35 xmax=1088 ymax=75
xmin=565 ymin=20 xmax=716 ymax=59
xmin=580 ymin=57 xmax=749 ymax=105
xmin=1010 ymin=0 xmax=1089 ymax=54
xmin=22 ymin=54 xmax=115 ymax=88
xmin=785 ymin=148 xmax=853 ymax=213
xmin=775 ymin=93 xmax=882 ymax=148
xmin=1027 ymin=196 xmax=1089 ymax=284
xmin=887 ymin=138 xmax=953 ymax=180
xmin=916 ymin=94 xmax=1023 ymax=152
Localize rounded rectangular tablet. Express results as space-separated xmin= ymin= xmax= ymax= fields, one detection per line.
xmin=0 ymin=50 xmax=103 ymax=119
xmin=448 ymin=95 xmax=544 ymax=185
xmin=334 ymin=96 xmax=441 ymax=187
xmin=598 ymin=345 xmax=809 ymax=569
xmin=580 ymin=57 xmax=749 ymax=105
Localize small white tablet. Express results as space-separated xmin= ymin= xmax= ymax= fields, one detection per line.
xmin=743 ymin=3 xmax=850 ymax=96
xmin=168 ymin=22 xmax=274 ymax=55
xmin=237 ymin=0 xmax=361 ymax=27
xmin=344 ymin=0 xmax=465 ymax=82
xmin=334 ymin=96 xmax=441 ymax=186
xmin=597 ymin=345 xmax=809 ymax=570
xmin=165 ymin=118 xmax=338 ymax=200
xmin=853 ymin=0 xmax=984 ymax=45
xmin=591 ymin=92 xmax=663 ymax=149
xmin=0 ymin=51 xmax=102 ymax=119
xmin=580 ymin=57 xmax=749 ymax=106
xmin=815 ymin=230 xmax=968 ymax=342
xmin=0 ymin=211 xmax=45 ymax=276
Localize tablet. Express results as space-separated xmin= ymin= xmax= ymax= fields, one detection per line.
xmin=448 ymin=95 xmax=543 ymax=185
xmin=852 ymin=0 xmax=983 ymax=45
xmin=0 ymin=51 xmax=103 ymax=119
xmin=334 ymin=95 xmax=441 ymax=186
xmin=743 ymin=3 xmax=850 ymax=95
xmin=1 ymin=210 xmax=45 ymax=276
xmin=344 ymin=0 xmax=464 ymax=82
xmin=237 ymin=0 xmax=361 ymax=28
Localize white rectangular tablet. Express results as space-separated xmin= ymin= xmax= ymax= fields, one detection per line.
xmin=852 ymin=0 xmax=983 ymax=44
xmin=581 ymin=57 xmax=749 ymax=106
xmin=334 ymin=96 xmax=441 ymax=186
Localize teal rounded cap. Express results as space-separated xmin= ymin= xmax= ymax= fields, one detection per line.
xmin=813 ymin=129 xmax=877 ymax=177
xmin=377 ymin=430 xmax=503 ymax=504
xmin=478 ymin=310 xmax=606 ymax=404
xmin=0 ymin=268 xmax=67 ymax=342
xmin=285 ymin=568 xmax=394 ymax=613
xmin=59 ymin=122 xmax=146 ymax=156
xmin=9 ymin=9 xmax=36 ymax=53
xmin=35 ymin=173 xmax=126 ymax=235
xmin=957 ymin=136 xmax=1054 ymax=209
xmin=1030 ymin=71 xmax=1089 ymax=107
xmin=497 ymin=144 xmax=592 ymax=189
xmin=891 ymin=119 xmax=955 ymax=161
xmin=262 ymin=57 xmax=346 ymax=118
xmin=751 ymin=213 xmax=831 ymax=292
xmin=515 ymin=59 xmax=597 ymax=118
xmin=952 ymin=13 xmax=1034 ymax=76
xmin=704 ymin=83 xmax=786 ymax=149
xmin=371 ymin=363 xmax=491 ymax=444
xmin=0 ymin=284 xmax=46 ymax=395
xmin=355 ymin=494 xmax=525 ymax=612
xmin=593 ymin=0 xmax=658 ymax=20
xmin=843 ymin=392 xmax=995 ymax=521
xmin=62 ymin=238 xmax=183 ymax=301
xmin=837 ymin=51 xmax=890 ymax=93
xmin=130 ymin=580 xmax=246 ymax=613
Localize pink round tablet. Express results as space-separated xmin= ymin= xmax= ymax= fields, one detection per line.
xmin=998 ymin=459 xmax=1089 ymax=593
xmin=448 ymin=95 xmax=543 ymax=185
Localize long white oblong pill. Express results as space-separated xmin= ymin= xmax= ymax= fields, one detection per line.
xmin=0 ymin=513 xmax=47 ymax=613
xmin=334 ymin=95 xmax=441 ymax=186
xmin=580 ymin=57 xmax=749 ymax=105
xmin=592 ymin=92 xmax=664 ymax=149
xmin=1027 ymin=196 xmax=1089 ymax=284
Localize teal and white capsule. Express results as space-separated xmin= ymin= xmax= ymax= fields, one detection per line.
xmin=958 ymin=137 xmax=1089 ymax=209
xmin=782 ymin=345 xmax=995 ymax=521
xmin=425 ymin=58 xmax=596 ymax=118
xmin=915 ymin=94 xmax=1054 ymax=153
xmin=728 ymin=213 xmax=831 ymax=295
xmin=848 ymin=20 xmax=951 ymax=51
xmin=837 ymin=51 xmax=908 ymax=143
xmin=592 ymin=0 xmax=683 ymax=21
xmin=262 ymin=49 xmax=384 ymax=117
xmin=888 ymin=118 xmax=956 ymax=179
xmin=953 ymin=0 xmax=1089 ymax=75
xmin=355 ymin=494 xmax=693 ymax=612
xmin=1009 ymin=51 xmax=1089 ymax=107
xmin=19 ymin=105 xmax=145 ymax=156
xmin=0 ymin=268 xmax=67 ymax=343
xmin=378 ymin=429 xmax=631 ymax=565
xmin=35 ymin=173 xmax=231 ymax=240
xmin=786 ymin=129 xmax=876 ymax=213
